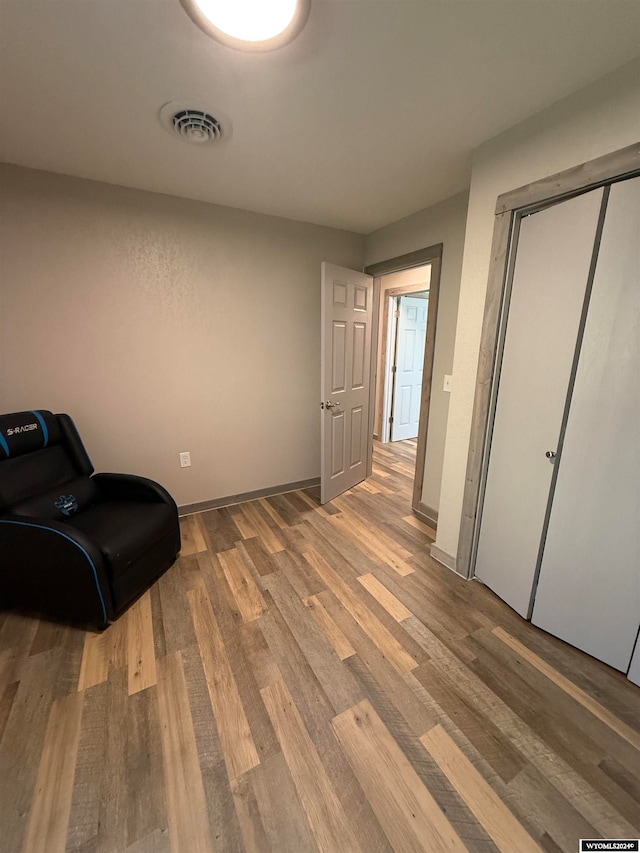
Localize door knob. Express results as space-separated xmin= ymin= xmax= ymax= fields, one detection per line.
xmin=325 ymin=401 xmax=342 ymax=409
xmin=545 ymin=450 xmax=557 ymax=461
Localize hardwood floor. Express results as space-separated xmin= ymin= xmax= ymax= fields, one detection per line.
xmin=1 ymin=439 xmax=639 ymax=852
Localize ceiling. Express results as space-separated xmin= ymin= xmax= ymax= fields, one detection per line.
xmin=1 ymin=1 xmax=639 ymax=233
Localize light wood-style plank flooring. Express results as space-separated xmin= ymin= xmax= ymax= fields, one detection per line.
xmin=1 ymin=440 xmax=639 ymax=852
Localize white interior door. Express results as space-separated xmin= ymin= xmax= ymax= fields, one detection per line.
xmin=321 ymin=262 xmax=373 ymax=504
xmin=532 ymin=177 xmax=640 ymax=672
xmin=474 ymin=188 xmax=604 ymax=617
xmin=391 ymin=294 xmax=428 ymax=441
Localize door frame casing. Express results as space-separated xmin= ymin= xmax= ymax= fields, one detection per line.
xmin=457 ymin=141 xmax=640 ymax=580
xmin=365 ymin=244 xmax=443 ymax=523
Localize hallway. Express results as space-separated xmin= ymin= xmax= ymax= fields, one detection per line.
xmin=373 ymin=437 xmax=419 ymax=480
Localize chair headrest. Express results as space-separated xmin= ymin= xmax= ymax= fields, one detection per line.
xmin=0 ymin=410 xmax=61 ymax=460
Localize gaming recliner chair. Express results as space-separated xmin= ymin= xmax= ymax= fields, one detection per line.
xmin=0 ymin=410 xmax=181 ymax=629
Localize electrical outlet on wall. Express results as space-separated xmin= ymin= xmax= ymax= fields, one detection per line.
xmin=179 ymin=451 xmax=191 ymax=468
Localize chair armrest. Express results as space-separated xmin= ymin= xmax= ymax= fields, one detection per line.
xmin=0 ymin=514 xmax=113 ymax=628
xmin=92 ymin=473 xmax=178 ymax=510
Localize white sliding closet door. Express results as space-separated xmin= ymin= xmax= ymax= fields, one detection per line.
xmin=532 ymin=177 xmax=640 ymax=672
xmin=628 ymin=636 xmax=640 ymax=688
xmin=474 ymin=188 xmax=604 ymax=617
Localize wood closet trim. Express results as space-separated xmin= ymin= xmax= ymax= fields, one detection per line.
xmin=456 ymin=142 xmax=640 ymax=580
xmin=495 ymin=141 xmax=640 ymax=213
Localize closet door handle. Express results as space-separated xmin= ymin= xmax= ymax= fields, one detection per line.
xmin=545 ymin=450 xmax=557 ymax=462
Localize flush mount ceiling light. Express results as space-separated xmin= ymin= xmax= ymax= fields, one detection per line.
xmin=180 ymin=0 xmax=311 ymax=51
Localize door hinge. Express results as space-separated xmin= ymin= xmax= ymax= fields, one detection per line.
xmin=389 ymin=416 xmax=394 ymax=424
xmin=394 ymin=310 xmax=400 ymax=319
xmin=391 ymin=365 xmax=397 ymax=374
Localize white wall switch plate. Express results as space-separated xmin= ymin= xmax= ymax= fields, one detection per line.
xmin=179 ymin=451 xmax=191 ymax=468
xmin=443 ymin=374 xmax=452 ymax=392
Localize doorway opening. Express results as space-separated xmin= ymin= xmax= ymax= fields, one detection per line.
xmin=365 ymin=245 xmax=443 ymax=528
xmin=319 ymin=245 xmax=442 ymax=520
xmin=378 ymin=274 xmax=430 ymax=444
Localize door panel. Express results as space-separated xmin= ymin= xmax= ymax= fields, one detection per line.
xmin=332 ymin=322 xmax=347 ymax=392
xmin=399 ymin=385 xmax=412 ymax=425
xmin=532 ymin=177 xmax=640 ymax=671
xmin=330 ymin=410 xmax=345 ymax=477
xmin=474 ymin=188 xmax=604 ymax=617
xmin=352 ymin=323 xmax=366 ymax=388
xmin=354 ymin=285 xmax=368 ymax=310
xmin=391 ymin=295 xmax=428 ymax=441
xmin=350 ymin=406 xmax=364 ymax=467
xmin=321 ymin=263 xmax=373 ymax=503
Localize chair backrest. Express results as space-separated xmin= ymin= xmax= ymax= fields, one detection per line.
xmin=0 ymin=410 xmax=96 ymax=519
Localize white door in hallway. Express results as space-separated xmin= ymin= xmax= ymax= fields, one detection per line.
xmin=391 ymin=294 xmax=428 ymax=441
xmin=321 ymin=262 xmax=374 ymax=504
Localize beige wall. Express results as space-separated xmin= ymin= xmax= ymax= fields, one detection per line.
xmin=365 ymin=191 xmax=469 ymax=514
xmin=435 ymin=58 xmax=640 ymax=565
xmin=0 ymin=165 xmax=365 ymax=507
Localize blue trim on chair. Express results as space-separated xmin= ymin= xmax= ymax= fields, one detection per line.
xmin=0 ymin=433 xmax=9 ymax=457
xmin=31 ymin=411 xmax=49 ymax=447
xmin=0 ymin=519 xmax=108 ymax=624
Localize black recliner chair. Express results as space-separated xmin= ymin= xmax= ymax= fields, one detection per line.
xmin=0 ymin=410 xmax=181 ymax=629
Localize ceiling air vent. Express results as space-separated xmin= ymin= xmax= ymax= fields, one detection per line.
xmin=159 ymin=101 xmax=232 ymax=145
